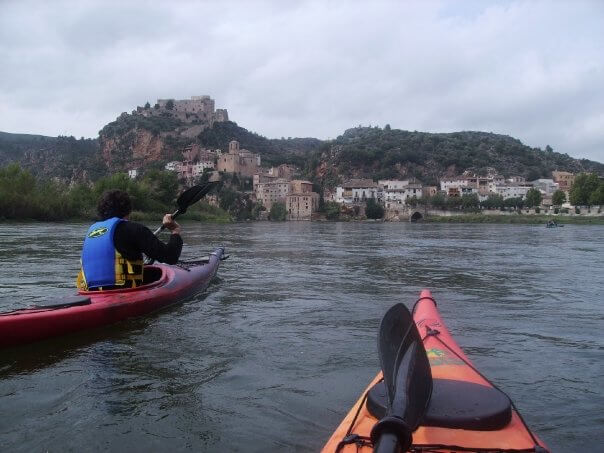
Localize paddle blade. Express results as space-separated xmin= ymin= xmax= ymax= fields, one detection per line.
xmin=175 ymin=181 xmax=217 ymax=215
xmin=371 ymin=303 xmax=432 ymax=452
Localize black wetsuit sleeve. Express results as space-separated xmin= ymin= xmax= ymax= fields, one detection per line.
xmin=114 ymin=221 xmax=183 ymax=264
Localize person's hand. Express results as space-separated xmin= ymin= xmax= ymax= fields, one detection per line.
xmin=162 ymin=214 xmax=181 ymax=235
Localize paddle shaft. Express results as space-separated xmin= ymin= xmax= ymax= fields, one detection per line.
xmin=152 ymin=208 xmax=181 ymax=236
xmin=373 ymin=433 xmax=402 ymax=453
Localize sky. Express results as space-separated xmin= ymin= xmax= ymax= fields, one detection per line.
xmin=1 ymin=0 xmax=603 ymax=162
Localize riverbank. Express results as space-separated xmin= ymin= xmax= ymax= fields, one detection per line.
xmin=0 ymin=203 xmax=232 ymax=224
xmin=423 ymin=213 xmax=604 ymax=224
xmin=128 ymin=206 xmax=231 ymax=223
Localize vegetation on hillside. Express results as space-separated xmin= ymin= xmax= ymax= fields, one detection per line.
xmin=198 ymin=121 xmax=322 ymax=167
xmin=99 ymin=113 xmax=184 ymax=138
xmin=0 ymin=132 xmax=104 ymax=181
xmin=310 ymin=126 xmax=604 ymax=188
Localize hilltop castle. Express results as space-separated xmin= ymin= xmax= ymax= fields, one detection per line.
xmin=135 ymin=95 xmax=228 ymax=134
xmin=156 ymin=95 xmax=228 ymax=123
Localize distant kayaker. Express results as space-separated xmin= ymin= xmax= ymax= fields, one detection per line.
xmin=76 ymin=189 xmax=183 ymax=291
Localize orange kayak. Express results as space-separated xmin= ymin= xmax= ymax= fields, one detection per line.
xmin=322 ymin=290 xmax=549 ymax=453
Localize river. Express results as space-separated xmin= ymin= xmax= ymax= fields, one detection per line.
xmin=0 ymin=221 xmax=602 ymax=452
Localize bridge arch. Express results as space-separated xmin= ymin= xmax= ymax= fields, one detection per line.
xmin=410 ymin=211 xmax=423 ymax=222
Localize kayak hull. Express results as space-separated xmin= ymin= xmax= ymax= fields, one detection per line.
xmin=0 ymin=248 xmax=224 ymax=348
xmin=322 ymin=290 xmax=548 ymax=452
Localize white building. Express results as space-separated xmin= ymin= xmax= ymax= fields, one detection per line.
xmin=378 ymin=179 xmax=409 ymax=190
xmin=192 ymin=161 xmax=215 ymax=177
xmin=531 ymin=179 xmax=559 ymax=196
xmin=128 ymin=169 xmax=139 ymax=179
xmin=383 ymin=184 xmax=423 ymax=208
xmin=336 ymin=179 xmax=379 ymax=204
xmin=165 ymin=161 xmax=181 ymax=171
xmin=440 ymin=177 xmax=465 ymax=193
xmin=507 ymin=176 xmax=526 ymax=184
xmin=495 ymin=185 xmax=531 ymax=199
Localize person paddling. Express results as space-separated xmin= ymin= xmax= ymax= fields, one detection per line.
xmin=76 ymin=189 xmax=183 ymax=291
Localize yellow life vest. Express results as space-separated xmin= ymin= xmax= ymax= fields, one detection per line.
xmin=77 ymin=250 xmax=144 ymax=291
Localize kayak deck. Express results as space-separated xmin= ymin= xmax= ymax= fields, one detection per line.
xmin=322 ymin=290 xmax=548 ymax=453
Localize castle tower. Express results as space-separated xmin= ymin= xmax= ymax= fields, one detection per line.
xmin=229 ymin=140 xmax=240 ymax=154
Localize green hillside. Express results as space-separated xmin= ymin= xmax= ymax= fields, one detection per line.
xmin=198 ymin=121 xmax=322 ymax=167
xmin=311 ymin=126 xmax=604 ymax=187
xmin=0 ymin=132 xmax=105 ymax=181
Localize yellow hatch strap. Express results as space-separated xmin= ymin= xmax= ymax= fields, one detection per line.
xmin=76 ymin=268 xmax=88 ymax=291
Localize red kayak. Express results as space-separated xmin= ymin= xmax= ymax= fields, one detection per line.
xmin=0 ymin=247 xmax=225 ymax=348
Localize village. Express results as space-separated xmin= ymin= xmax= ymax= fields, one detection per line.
xmin=126 ymin=134 xmax=589 ymax=221
xmin=114 ymin=95 xmax=601 ymax=222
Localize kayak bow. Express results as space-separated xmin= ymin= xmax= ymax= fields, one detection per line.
xmin=322 ymin=290 xmax=549 ymax=453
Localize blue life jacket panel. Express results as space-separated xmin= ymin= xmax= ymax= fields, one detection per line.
xmin=81 ymin=217 xmax=123 ymax=289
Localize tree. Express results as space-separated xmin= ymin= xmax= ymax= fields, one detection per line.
xmin=527 ymin=168 xmax=541 ymax=181
xmin=570 ymin=173 xmax=600 ymax=206
xmin=481 ymin=194 xmax=504 ymax=210
xmin=588 ymin=182 xmax=604 ymax=206
xmin=165 ymin=99 xmax=174 ymax=110
xmin=365 ymin=198 xmax=384 ymax=219
xmin=324 ymin=201 xmax=341 ymax=220
xmin=428 ymin=193 xmax=446 ymax=209
xmin=552 ymin=190 xmax=566 ymax=206
xmin=144 ymin=102 xmax=151 ymax=109
xmin=504 ymin=197 xmax=524 ymax=210
xmin=140 ymin=169 xmax=179 ymax=206
xmin=460 ymin=193 xmax=480 ymax=212
xmin=252 ymin=203 xmax=266 ymax=219
xmin=446 ymin=195 xmax=467 ymax=210
xmin=269 ymin=202 xmax=287 ymax=221
xmin=525 ymin=188 xmax=543 ymax=208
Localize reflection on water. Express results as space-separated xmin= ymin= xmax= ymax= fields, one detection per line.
xmin=1 ymin=221 xmax=603 ymax=452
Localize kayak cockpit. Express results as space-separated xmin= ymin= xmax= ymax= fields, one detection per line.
xmin=366 ymin=378 xmax=512 ymax=430
xmin=78 ymin=265 xmax=168 ymax=295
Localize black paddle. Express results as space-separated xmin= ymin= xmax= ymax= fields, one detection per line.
xmin=151 ymin=181 xmax=218 ymax=235
xmin=370 ymin=303 xmax=433 ymax=453
xmin=145 ymin=181 xmax=218 ymax=264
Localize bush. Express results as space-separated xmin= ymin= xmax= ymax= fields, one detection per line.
xmin=324 ymin=201 xmax=341 ymax=220
xmin=366 ymin=198 xmax=384 ymax=219
xmin=269 ymin=202 xmax=287 ymax=221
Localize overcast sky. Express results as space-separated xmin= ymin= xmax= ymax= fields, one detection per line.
xmin=1 ymin=0 xmax=603 ymax=161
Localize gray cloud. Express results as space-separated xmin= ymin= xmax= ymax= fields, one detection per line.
xmin=0 ymin=0 xmax=602 ymax=161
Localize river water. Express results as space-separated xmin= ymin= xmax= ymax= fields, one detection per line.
xmin=0 ymin=221 xmax=602 ymax=452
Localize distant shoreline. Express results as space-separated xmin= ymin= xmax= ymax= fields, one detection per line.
xmin=2 ymin=213 xmax=604 ymax=225
xmin=420 ymin=214 xmax=604 ymax=224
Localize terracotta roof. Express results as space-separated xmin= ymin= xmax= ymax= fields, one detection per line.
xmin=343 ymin=179 xmax=377 ymax=188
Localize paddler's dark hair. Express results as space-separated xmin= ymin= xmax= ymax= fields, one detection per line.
xmin=97 ymin=189 xmax=132 ymax=220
